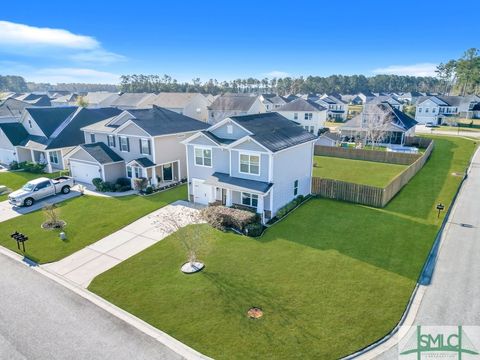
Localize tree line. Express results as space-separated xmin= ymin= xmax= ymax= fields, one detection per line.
xmin=119 ymin=74 xmax=442 ymax=95
xmin=436 ymin=48 xmax=480 ymax=95
xmin=0 ymin=75 xmax=28 ymax=92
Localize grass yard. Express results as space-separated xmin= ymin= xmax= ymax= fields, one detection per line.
xmin=0 ymin=185 xmax=187 ymax=263
xmin=0 ymin=171 xmax=62 ymax=201
xmin=433 ymin=126 xmax=480 ymax=133
xmin=313 ymin=155 xmax=407 ymax=187
xmin=89 ymin=136 xmax=476 ymax=359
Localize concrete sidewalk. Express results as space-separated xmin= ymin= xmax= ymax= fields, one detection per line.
xmin=44 ymin=200 xmax=203 ymax=287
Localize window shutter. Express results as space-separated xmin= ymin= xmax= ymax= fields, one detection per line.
xmin=139 ymin=139 xmax=142 ymax=153
xmin=148 ymin=140 xmax=151 ymax=155
xmin=126 ymin=137 xmax=130 ymax=152
xmin=113 ymin=136 xmax=116 ymax=147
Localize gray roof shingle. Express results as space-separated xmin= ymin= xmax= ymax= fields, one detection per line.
xmin=208 ymin=94 xmax=259 ymax=111
xmin=26 ymin=107 xmax=77 ymax=137
xmin=0 ymin=123 xmax=29 ymax=146
xmin=278 ymin=98 xmax=326 ymax=112
xmin=230 ymin=112 xmax=317 ymax=152
xmin=80 ymin=142 xmax=124 ymax=164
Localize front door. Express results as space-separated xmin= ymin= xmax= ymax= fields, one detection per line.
xmin=163 ymin=164 xmax=173 ymax=181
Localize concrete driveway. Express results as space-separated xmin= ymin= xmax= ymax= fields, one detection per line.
xmin=0 ymin=191 xmax=81 ymax=223
xmin=44 ymin=200 xmax=204 ymax=288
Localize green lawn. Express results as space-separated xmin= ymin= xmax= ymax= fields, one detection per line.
xmin=0 ymin=171 xmax=61 ymax=201
xmin=0 ymin=185 xmax=187 ymax=263
xmin=433 ymin=126 xmax=480 ymax=133
xmin=313 ymin=155 xmax=407 ymax=187
xmin=89 ymin=136 xmax=476 ymax=359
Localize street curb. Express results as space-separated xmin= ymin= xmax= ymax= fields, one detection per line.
xmin=0 ymin=245 xmax=211 ymax=360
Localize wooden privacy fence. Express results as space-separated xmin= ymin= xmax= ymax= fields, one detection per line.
xmin=312 ymin=139 xmax=435 ymax=207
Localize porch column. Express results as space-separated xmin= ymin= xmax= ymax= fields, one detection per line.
xmin=151 ymin=167 xmax=158 ymax=186
xmin=257 ymin=195 xmax=265 ymax=223
xmin=226 ymin=189 xmax=232 ymax=206
xmin=177 ymin=160 xmax=181 ymax=181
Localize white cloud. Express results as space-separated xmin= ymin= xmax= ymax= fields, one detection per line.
xmin=69 ymin=50 xmax=126 ymax=65
xmin=0 ymin=20 xmax=98 ymax=49
xmin=372 ymin=63 xmax=438 ymax=77
xmin=264 ymin=70 xmax=290 ymax=78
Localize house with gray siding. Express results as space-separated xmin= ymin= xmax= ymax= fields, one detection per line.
xmin=67 ymin=106 xmax=208 ymax=186
xmin=207 ymin=94 xmax=266 ymax=124
xmin=183 ymin=112 xmax=317 ymax=223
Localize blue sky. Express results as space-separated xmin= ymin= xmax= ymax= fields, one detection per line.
xmin=0 ymin=0 xmax=478 ymax=84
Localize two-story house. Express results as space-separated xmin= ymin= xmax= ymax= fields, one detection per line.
xmin=276 ymin=98 xmax=327 ymax=134
xmin=207 ymin=94 xmax=266 ymax=124
xmin=67 ymin=106 xmax=208 ymax=186
xmin=317 ymin=95 xmax=349 ymax=121
xmin=1 ymin=107 xmax=124 ymax=172
xmin=366 ymin=95 xmax=403 ymax=111
xmin=182 ymin=112 xmax=317 ymax=223
xmin=415 ymin=96 xmax=458 ymax=125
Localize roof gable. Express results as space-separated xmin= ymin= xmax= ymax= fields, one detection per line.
xmin=0 ymin=123 xmax=29 ymax=146
xmin=25 ymin=107 xmax=77 ymax=137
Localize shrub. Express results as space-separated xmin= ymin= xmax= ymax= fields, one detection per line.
xmin=92 ymin=178 xmax=103 ymax=191
xmin=18 ymin=161 xmax=46 ymax=173
xmin=201 ymin=206 xmax=259 ymax=232
xmin=145 ymin=185 xmax=153 ymax=195
xmin=275 ymin=195 xmax=307 ymax=220
xmin=102 ymin=181 xmax=115 ymax=192
xmin=9 ymin=161 xmax=20 ymax=170
xmin=116 ymin=177 xmax=131 ymax=187
xmin=244 ymin=223 xmax=264 ymax=237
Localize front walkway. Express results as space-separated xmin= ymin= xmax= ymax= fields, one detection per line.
xmin=44 ymin=200 xmax=204 ymax=288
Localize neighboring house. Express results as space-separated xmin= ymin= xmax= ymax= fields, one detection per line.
xmin=356 ymin=91 xmax=376 ymax=105
xmin=472 ymin=103 xmax=480 ymax=119
xmin=340 ymin=103 xmax=417 ymax=145
xmin=51 ymin=94 xmax=79 ymax=107
xmin=0 ymin=98 xmax=36 ymax=123
xmin=283 ymin=94 xmax=298 ymax=102
xmin=207 ymin=94 xmax=266 ymax=124
xmin=260 ymin=94 xmax=287 ymax=111
xmin=141 ymin=92 xmax=210 ymax=122
xmin=68 ymin=106 xmax=208 ymax=186
xmin=110 ymin=93 xmax=157 ymax=109
xmin=366 ymin=95 xmax=403 ymax=111
xmin=316 ymin=132 xmax=341 ymax=147
xmin=398 ymin=91 xmax=423 ymax=104
xmin=317 ymin=95 xmax=349 ymax=121
xmin=413 ymin=95 xmax=480 ymax=124
xmin=82 ymin=92 xmax=120 ymax=108
xmin=17 ymin=107 xmax=123 ymax=172
xmin=340 ymin=94 xmax=363 ymax=105
xmin=182 ymin=112 xmax=317 ymax=223
xmin=276 ymin=98 xmax=327 ymax=134
xmin=0 ymin=107 xmax=123 ymax=171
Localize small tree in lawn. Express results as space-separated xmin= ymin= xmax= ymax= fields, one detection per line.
xmin=42 ymin=203 xmax=65 ymax=229
xmin=361 ymin=104 xmax=393 ymax=148
xmin=152 ymin=208 xmax=207 ymax=273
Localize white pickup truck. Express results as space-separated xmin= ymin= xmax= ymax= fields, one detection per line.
xmin=8 ymin=176 xmax=75 ymax=207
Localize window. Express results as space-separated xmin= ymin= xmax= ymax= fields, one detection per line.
xmin=294 ymin=180 xmax=299 ymax=196
xmin=194 ymin=147 xmax=212 ymax=167
xmin=210 ymin=112 xmax=214 ymax=118
xmin=28 ymin=120 xmax=32 ymax=128
xmin=49 ymin=151 xmax=59 ymax=164
xmin=293 ymin=112 xmax=298 ymax=120
xmin=239 ymin=153 xmax=260 ymax=175
xmin=140 ymin=138 xmax=151 ymax=155
xmin=304 ymin=113 xmax=313 ymax=120
xmin=432 ymin=108 xmax=436 ymax=113
xmin=241 ymin=192 xmax=258 ymax=208
xmin=134 ymin=167 xmax=142 ymax=178
xmin=425 ymin=108 xmax=429 ymax=113
xmin=107 ymin=135 xmax=116 ymax=147
xmin=418 ymin=107 xmax=422 ymax=113
xmin=90 ymin=133 xmax=96 ymax=143
xmin=227 ymin=125 xmax=233 ymax=134
xmin=126 ymin=166 xmax=132 ymax=178
xmin=36 ymin=181 xmax=52 ymax=190
xmin=119 ymin=137 xmax=129 ymax=152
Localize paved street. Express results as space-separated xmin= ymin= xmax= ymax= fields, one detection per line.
xmin=375 ymin=148 xmax=480 ymax=359
xmin=0 ymin=254 xmax=183 ymax=360
xmin=415 ymin=124 xmax=480 ymax=138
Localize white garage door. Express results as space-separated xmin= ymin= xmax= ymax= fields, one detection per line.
xmin=0 ymin=149 xmax=16 ymax=165
xmin=193 ymin=179 xmax=212 ymax=205
xmin=70 ymin=162 xmax=101 ymax=184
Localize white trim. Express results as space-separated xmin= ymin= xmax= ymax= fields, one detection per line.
xmin=207 ymin=117 xmax=253 ymax=135
xmin=181 ymin=131 xmax=218 ymax=146
xmin=268 ymin=153 xmax=274 ymax=183
xmin=118 ymin=136 xmax=130 ymax=152
xmin=239 ymin=191 xmax=259 ymax=209
xmin=193 ymin=146 xmax=213 ymax=168
xmin=238 ymin=152 xmax=261 ymax=177
xmin=105 ymin=110 xmax=135 ymax=127
xmin=226 ymin=136 xmax=271 ymax=154
xmin=185 ymin=144 xmax=190 ymax=196
xmin=115 ymin=120 xmax=151 ymax=138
